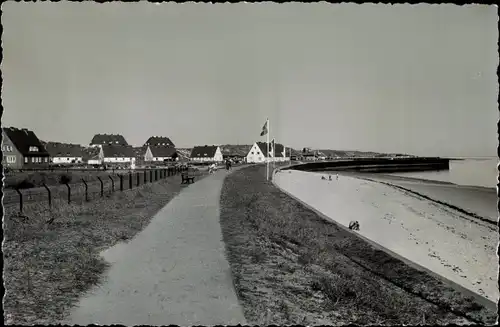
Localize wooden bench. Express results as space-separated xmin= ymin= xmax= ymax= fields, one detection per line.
xmin=181 ymin=173 xmax=195 ymax=184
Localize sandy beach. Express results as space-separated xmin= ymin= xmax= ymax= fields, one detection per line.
xmin=274 ymin=170 xmax=498 ymax=303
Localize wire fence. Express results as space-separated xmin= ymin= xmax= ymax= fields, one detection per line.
xmin=4 ymin=167 xmax=191 ymax=212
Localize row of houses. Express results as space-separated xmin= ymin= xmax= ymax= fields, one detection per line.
xmin=2 ymin=127 xmax=291 ymax=169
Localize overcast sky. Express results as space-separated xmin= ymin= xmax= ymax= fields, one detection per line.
xmin=2 ymin=2 xmax=498 ymax=156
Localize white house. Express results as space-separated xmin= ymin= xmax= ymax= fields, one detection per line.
xmin=45 ymin=142 xmax=84 ymax=164
xmin=144 ymin=145 xmax=177 ymax=162
xmin=190 ymin=145 xmax=223 ymax=163
xmin=100 ymin=145 xmax=135 ymax=167
xmin=246 ymin=142 xmax=289 ymax=163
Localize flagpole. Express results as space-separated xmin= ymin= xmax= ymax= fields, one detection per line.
xmin=266 ymin=118 xmax=270 ymax=181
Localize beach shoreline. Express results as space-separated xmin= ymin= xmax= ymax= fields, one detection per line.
xmin=274 ymin=170 xmax=498 ymax=304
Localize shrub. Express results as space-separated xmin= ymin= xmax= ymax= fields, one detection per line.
xmin=15 ymin=179 xmax=35 ymax=189
xmin=59 ymin=174 xmax=72 ymax=185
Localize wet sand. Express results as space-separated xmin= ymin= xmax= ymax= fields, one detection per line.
xmin=357 ymin=173 xmax=497 ymax=223
xmin=274 ymin=170 xmax=498 ymax=303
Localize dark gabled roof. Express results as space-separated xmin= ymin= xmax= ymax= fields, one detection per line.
xmin=101 ymin=145 xmax=135 ymax=158
xmin=144 ymin=136 xmax=175 ymax=147
xmin=2 ymin=127 xmax=49 ymax=156
xmin=90 ymin=134 xmax=128 ymax=146
xmin=256 ymin=142 xmax=285 ymax=157
xmin=190 ymin=145 xmax=219 ymax=158
xmin=149 ymin=146 xmax=177 ymax=157
xmin=45 ymin=142 xmax=84 ymax=157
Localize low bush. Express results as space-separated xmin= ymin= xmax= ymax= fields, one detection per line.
xmin=59 ymin=174 xmax=72 ymax=185
xmin=15 ymin=179 xmax=35 ymax=189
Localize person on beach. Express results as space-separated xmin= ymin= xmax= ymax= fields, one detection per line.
xmin=349 ymin=220 xmax=360 ymax=231
xmin=329 ymin=175 xmax=332 ymax=181
xmin=336 ymin=173 xmax=339 ymax=181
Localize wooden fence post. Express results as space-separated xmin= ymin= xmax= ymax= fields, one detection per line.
xmin=109 ymin=175 xmax=115 ymax=193
xmin=42 ymin=183 xmax=51 ymax=209
xmin=129 ymin=173 xmax=132 ymax=189
xmin=16 ymin=188 xmax=23 ymax=213
xmin=136 ymin=173 xmax=140 ymax=187
xmin=97 ymin=177 xmax=104 ymax=197
xmin=81 ymin=178 xmax=88 ymax=202
xmin=65 ymin=183 xmax=71 ymax=204
xmin=119 ymin=174 xmax=124 ymax=191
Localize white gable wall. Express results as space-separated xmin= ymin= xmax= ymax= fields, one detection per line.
xmin=214 ymin=147 xmax=223 ymax=162
xmin=246 ymin=143 xmax=266 ymax=163
xmin=144 ymin=146 xmax=154 ymax=161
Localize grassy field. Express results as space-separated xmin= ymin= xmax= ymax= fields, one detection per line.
xmin=219 ymin=165 xmax=496 ymax=325
xmin=3 ymin=171 xmax=208 ymax=325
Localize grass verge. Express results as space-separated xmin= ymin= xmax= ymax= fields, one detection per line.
xmin=219 ymin=165 xmax=497 ymax=325
xmin=3 ymin=172 xmax=208 ymax=325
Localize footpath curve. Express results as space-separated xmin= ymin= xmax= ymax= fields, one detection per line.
xmin=65 ymin=169 xmax=247 ymax=326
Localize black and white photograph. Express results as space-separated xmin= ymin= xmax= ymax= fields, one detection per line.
xmin=1 ymin=2 xmax=498 ymax=325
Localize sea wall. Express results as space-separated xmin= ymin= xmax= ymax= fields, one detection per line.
xmin=284 ymin=157 xmax=449 ymax=173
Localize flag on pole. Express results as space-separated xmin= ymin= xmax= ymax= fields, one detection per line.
xmin=270 ymin=138 xmax=275 ymax=157
xmin=260 ymin=120 xmax=269 ymax=136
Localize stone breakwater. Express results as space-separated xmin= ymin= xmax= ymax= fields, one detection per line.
xmin=285 ymin=157 xmax=450 ymax=173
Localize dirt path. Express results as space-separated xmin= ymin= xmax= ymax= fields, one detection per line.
xmin=64 ymin=169 xmax=246 ymax=326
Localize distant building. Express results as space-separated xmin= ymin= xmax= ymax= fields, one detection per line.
xmin=220 ymin=144 xmax=253 ymax=162
xmin=45 ymin=142 xmax=84 ymax=164
xmin=98 ymin=145 xmax=135 ymax=167
xmin=175 ymin=148 xmax=192 ymax=162
xmin=84 ymin=147 xmax=102 ymax=166
xmin=132 ymin=146 xmax=148 ymax=167
xmin=90 ymin=134 xmax=128 ymax=148
xmin=2 ymin=127 xmax=50 ymax=169
xmin=246 ymin=142 xmax=289 ymax=163
xmin=145 ymin=145 xmax=177 ymax=162
xmin=190 ymin=145 xmax=223 ymax=163
xmin=144 ymin=136 xmax=176 ymax=148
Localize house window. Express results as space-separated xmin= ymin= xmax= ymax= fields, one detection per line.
xmin=251 ymin=151 xmax=254 ymax=154
xmin=24 ymin=157 xmax=28 ymax=163
xmin=29 ymin=146 xmax=38 ymax=152
xmin=2 ymin=145 xmax=13 ymax=152
xmin=6 ymin=155 xmax=16 ymax=163
xmin=45 ymin=157 xmax=48 ymax=162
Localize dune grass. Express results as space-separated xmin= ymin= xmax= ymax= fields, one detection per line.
xmin=3 ymin=172 xmax=208 ymax=325
xmin=219 ymin=165 xmax=497 ymax=325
